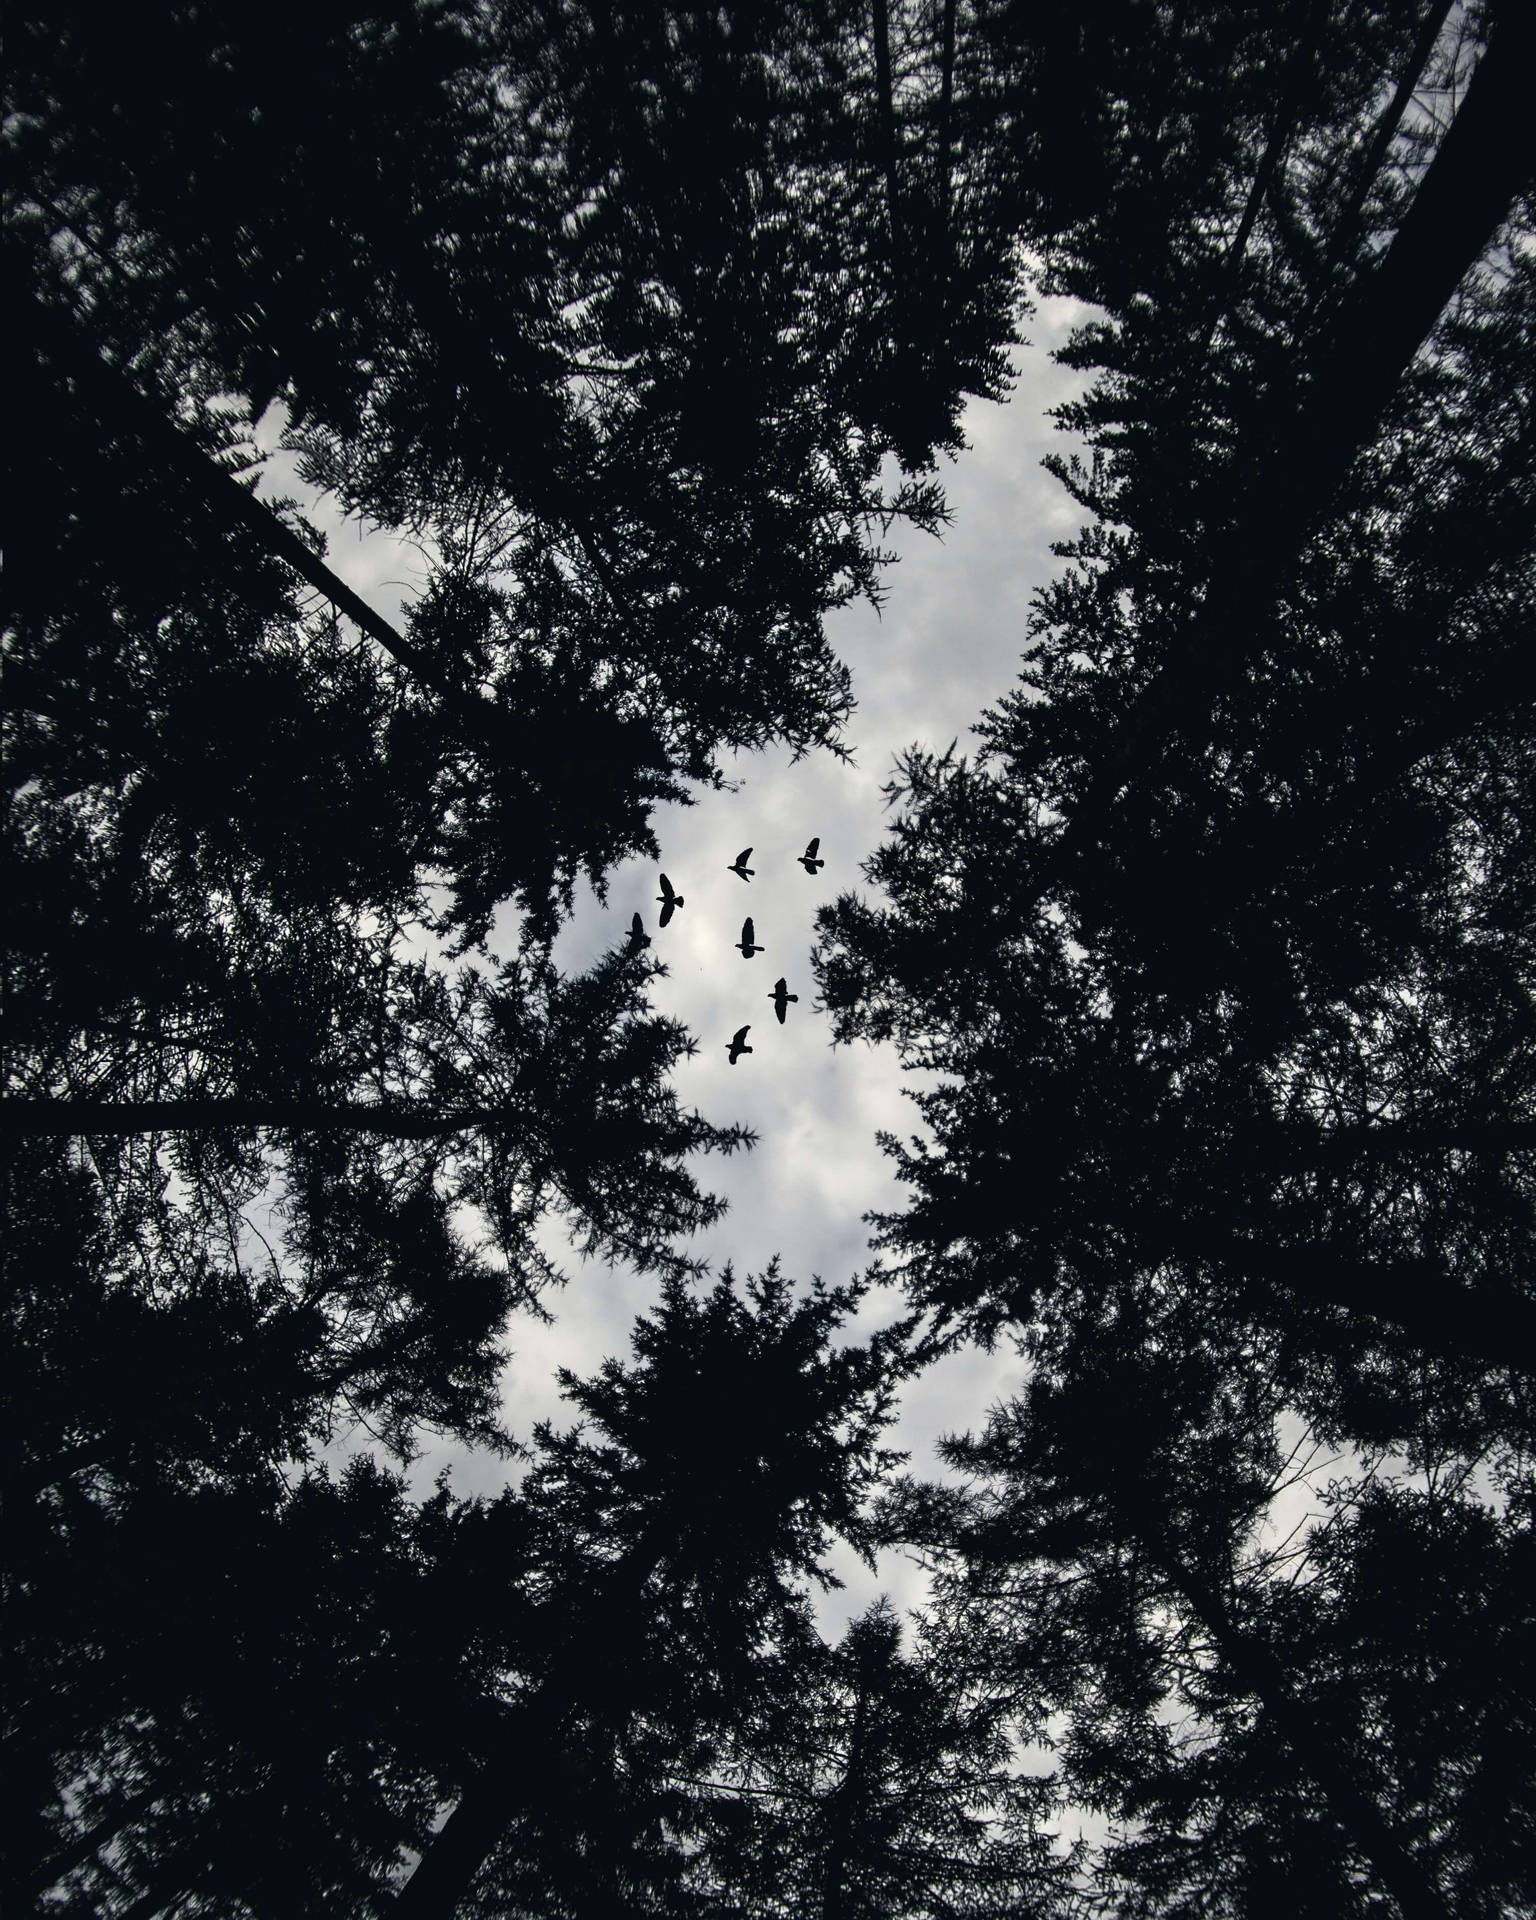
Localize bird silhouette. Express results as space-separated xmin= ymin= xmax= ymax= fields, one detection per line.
xmin=768 ymin=977 xmax=798 ymax=1024
xmin=728 ymin=847 xmax=755 ymax=882
xmin=798 ymin=837 xmax=825 ymax=874
xmin=657 ymin=873 xmax=684 ymax=927
xmin=735 ymin=917 xmax=764 ymax=958
xmin=625 ymin=912 xmax=651 ymax=957
xmin=726 ymin=1024 xmax=753 ymax=1064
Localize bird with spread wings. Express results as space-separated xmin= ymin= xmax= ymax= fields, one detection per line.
xmin=656 ymin=873 xmax=684 ymax=927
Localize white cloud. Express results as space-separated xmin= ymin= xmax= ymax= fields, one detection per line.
xmin=271 ymin=301 xmax=1101 ymax=1628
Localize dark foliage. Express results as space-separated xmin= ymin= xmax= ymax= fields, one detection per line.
xmin=816 ymin=5 xmax=1535 ymax=1912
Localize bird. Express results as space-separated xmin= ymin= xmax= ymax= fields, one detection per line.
xmin=727 ymin=847 xmax=755 ymax=883
xmin=625 ymin=912 xmax=651 ymax=957
xmin=726 ymin=1024 xmax=753 ymax=1065
xmin=735 ymin=917 xmax=764 ymax=958
xmin=768 ymin=977 xmax=798 ymax=1024
xmin=798 ymin=837 xmax=825 ymax=874
xmin=657 ymin=873 xmax=684 ymax=927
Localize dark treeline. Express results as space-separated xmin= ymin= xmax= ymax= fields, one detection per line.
xmin=3 ymin=2 xmax=1531 ymax=1915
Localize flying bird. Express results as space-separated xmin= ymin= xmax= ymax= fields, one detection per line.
xmin=625 ymin=913 xmax=651 ymax=957
xmin=798 ymin=837 xmax=825 ymax=874
xmin=727 ymin=847 xmax=755 ymax=882
xmin=726 ymin=1024 xmax=753 ymax=1064
xmin=768 ymin=977 xmax=798 ymax=1024
xmin=735 ymin=917 xmax=764 ymax=958
xmin=656 ymin=873 xmax=684 ymax=927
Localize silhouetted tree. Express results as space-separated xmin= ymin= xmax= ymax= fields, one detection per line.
xmin=677 ymin=1594 xmax=1077 ymax=1917
xmin=815 ymin=7 xmax=1535 ymax=1909
xmin=9 ymin=1253 xmax=914 ymax=1917
xmin=391 ymin=1261 xmax=907 ymax=1918
xmin=881 ymin=1298 xmax=1533 ymax=1919
xmin=4 ymin=12 xmax=1032 ymax=1906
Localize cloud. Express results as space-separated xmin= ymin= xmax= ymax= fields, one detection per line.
xmin=280 ymin=301 xmax=1098 ymax=1626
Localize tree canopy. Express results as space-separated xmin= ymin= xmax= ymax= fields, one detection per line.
xmin=7 ymin=1 xmax=1533 ymax=1915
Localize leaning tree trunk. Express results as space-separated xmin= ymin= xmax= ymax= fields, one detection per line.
xmin=392 ymin=1524 xmax=671 ymax=1920
xmin=1137 ymin=1535 xmax=1453 ymax=1920
xmin=0 ymin=1098 xmax=526 ymax=1140
xmin=1061 ymin=2 xmax=1535 ymax=864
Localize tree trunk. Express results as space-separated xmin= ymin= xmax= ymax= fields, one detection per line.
xmin=392 ymin=1525 xmax=671 ymax=1918
xmin=820 ymin=1659 xmax=871 ymax=1920
xmin=871 ymin=0 xmax=904 ymax=279
xmin=0 ymin=1098 xmax=527 ymax=1139
xmin=1209 ymin=1238 xmax=1536 ymax=1372
xmin=1323 ymin=0 xmax=1459 ymax=278
xmin=1061 ymin=4 xmax=1535 ymax=866
xmin=17 ymin=285 xmax=528 ymax=770
xmin=936 ymin=0 xmax=957 ymax=246
xmin=1142 ymin=1539 xmax=1452 ymax=1920
xmin=1203 ymin=0 xmax=1331 ymax=347
xmin=25 ymin=1794 xmax=161 ymax=1904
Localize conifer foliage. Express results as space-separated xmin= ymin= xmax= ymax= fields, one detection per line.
xmin=7 ymin=1 xmax=1534 ymax=1914
xmin=817 ymin=2 xmax=1535 ymax=1913
xmin=5 ymin=3 xmax=1019 ymax=1911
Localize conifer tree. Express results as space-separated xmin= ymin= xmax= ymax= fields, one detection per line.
xmin=815 ymin=7 xmax=1535 ymax=1910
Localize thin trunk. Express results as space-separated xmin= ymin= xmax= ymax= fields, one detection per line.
xmin=872 ymin=0 xmax=904 ymax=278
xmin=1284 ymin=1117 xmax=1536 ymax=1162
xmin=1060 ymin=5 xmax=1534 ymax=867
xmin=1324 ymin=0 xmax=1459 ymax=279
xmin=19 ymin=287 xmax=513 ymax=758
xmin=1208 ymin=1238 xmax=1536 ymax=1373
xmin=820 ymin=1661 xmax=871 ymax=1920
xmin=26 ymin=1794 xmax=161 ymax=1901
xmin=1199 ymin=0 xmax=1331 ymax=355
xmin=112 ymin=1880 xmax=188 ymax=1920
xmin=1143 ymin=1540 xmax=1452 ymax=1920
xmin=1308 ymin=3 xmax=1535 ymax=498
xmin=936 ymin=0 xmax=958 ymax=245
xmin=0 ymin=1098 xmax=520 ymax=1139
xmin=392 ymin=1524 xmax=671 ymax=1918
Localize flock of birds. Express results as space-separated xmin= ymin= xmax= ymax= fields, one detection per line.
xmin=624 ymin=840 xmax=827 ymax=1064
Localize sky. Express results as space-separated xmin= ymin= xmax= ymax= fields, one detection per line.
xmin=257 ymin=293 xmax=1099 ymax=1628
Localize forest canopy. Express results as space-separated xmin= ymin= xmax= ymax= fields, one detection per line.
xmin=4 ymin=2 xmax=1532 ymax=1916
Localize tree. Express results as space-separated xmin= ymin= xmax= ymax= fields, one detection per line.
xmin=882 ymin=1298 xmax=1534 ymax=1919
xmin=9 ymin=1255 xmax=912 ymax=1918
xmin=813 ymin=5 xmax=1535 ymax=1909
xmin=680 ymin=1595 xmax=1077 ymax=1918
xmin=2 ymin=1137 xmax=541 ymax=1915
xmin=4 ymin=10 xmax=1031 ymax=1906
xmin=815 ymin=0 xmax=1535 ymax=1395
xmin=391 ymin=1261 xmax=908 ymax=1919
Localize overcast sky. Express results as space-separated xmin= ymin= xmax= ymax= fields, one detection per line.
xmin=259 ymin=293 xmax=1097 ymax=1625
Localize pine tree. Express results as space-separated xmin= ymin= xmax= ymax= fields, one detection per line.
xmin=4 ymin=11 xmax=1030 ymax=1905
xmin=814 ymin=6 xmax=1535 ymax=1910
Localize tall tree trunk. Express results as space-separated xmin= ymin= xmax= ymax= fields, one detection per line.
xmin=871 ymin=0 xmax=905 ymax=281
xmin=1205 ymin=1238 xmax=1536 ymax=1373
xmin=24 ymin=1794 xmax=161 ymax=1905
xmin=1323 ymin=0 xmax=1460 ymax=280
xmin=1201 ymin=0 xmax=1331 ymax=353
xmin=20 ymin=289 xmax=446 ymax=695
xmin=1140 ymin=1538 xmax=1453 ymax=1920
xmin=0 ymin=1098 xmax=522 ymax=1139
xmin=936 ymin=0 xmax=958 ymax=248
xmin=392 ymin=1525 xmax=670 ymax=1919
xmin=1061 ymin=3 xmax=1535 ymax=866
xmin=820 ymin=1657 xmax=872 ymax=1920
